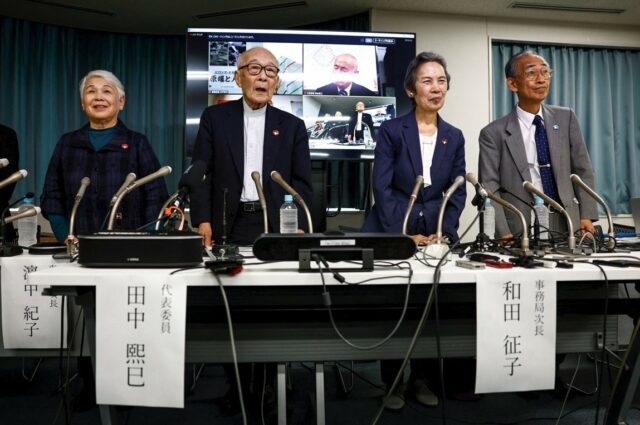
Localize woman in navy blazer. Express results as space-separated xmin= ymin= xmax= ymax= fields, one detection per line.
xmin=363 ymin=52 xmax=467 ymax=410
xmin=362 ymin=52 xmax=466 ymax=244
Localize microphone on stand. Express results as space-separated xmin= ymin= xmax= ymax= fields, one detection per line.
xmin=497 ymin=186 xmax=541 ymax=245
xmin=270 ymin=170 xmax=313 ymax=233
xmin=570 ymin=174 xmax=614 ymax=251
xmin=107 ymin=166 xmax=172 ymax=231
xmin=401 ymin=175 xmax=423 ymax=235
xmin=155 ymin=161 xmax=208 ymax=230
xmin=0 ymin=169 xmax=28 ymax=189
xmin=210 ymin=188 xmax=239 ymax=259
xmin=522 ymin=181 xmax=578 ymax=254
xmin=251 ymin=171 xmax=269 ymax=234
xmin=110 ymin=173 xmax=137 ymax=207
xmin=467 ymin=173 xmax=531 ymax=256
xmin=67 ymin=177 xmax=90 ymax=255
xmin=423 ymin=176 xmax=464 ymax=265
xmin=5 ymin=206 xmax=40 ymax=225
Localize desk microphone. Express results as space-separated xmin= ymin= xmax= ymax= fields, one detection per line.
xmin=570 ymin=174 xmax=614 ymax=250
xmin=435 ymin=175 xmax=465 ymax=242
xmin=68 ymin=177 xmax=90 ymax=247
xmin=523 ymin=181 xmax=576 ymax=251
xmin=107 ymin=166 xmax=172 ymax=230
xmin=0 ymin=169 xmax=28 ymax=189
xmin=270 ymin=170 xmax=313 ymax=233
xmin=251 ymin=171 xmax=269 ymax=234
xmin=156 ymin=161 xmax=208 ymax=230
xmin=401 ymin=175 xmax=423 ymax=235
xmin=467 ymin=173 xmax=530 ymax=255
xmin=0 ymin=158 xmax=9 ymax=168
xmin=5 ymin=206 xmax=40 ymax=224
xmin=110 ymin=173 xmax=137 ymax=207
xmin=498 ymin=186 xmax=540 ymax=243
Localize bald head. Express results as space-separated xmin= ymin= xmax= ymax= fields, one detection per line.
xmin=238 ymin=47 xmax=278 ymax=69
xmin=333 ymin=53 xmax=360 ymax=89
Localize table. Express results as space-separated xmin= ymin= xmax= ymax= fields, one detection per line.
xmin=28 ymin=253 xmax=640 ymax=425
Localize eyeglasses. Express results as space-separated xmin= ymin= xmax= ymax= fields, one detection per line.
xmin=522 ymin=68 xmax=553 ymax=81
xmin=238 ymin=63 xmax=280 ymax=78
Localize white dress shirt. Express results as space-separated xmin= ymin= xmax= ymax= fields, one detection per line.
xmin=516 ymin=106 xmax=545 ymax=193
xmin=241 ymin=99 xmax=266 ymax=202
xmin=420 ymin=131 xmax=437 ymax=187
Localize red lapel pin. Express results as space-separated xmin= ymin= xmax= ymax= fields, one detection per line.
xmin=272 ymin=129 xmax=280 ymax=136
xmin=441 ymin=138 xmax=448 ymax=145
xmin=121 ymin=144 xmax=129 ymax=150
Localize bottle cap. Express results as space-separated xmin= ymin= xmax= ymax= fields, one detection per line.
xmin=534 ymin=196 xmax=544 ymax=205
xmin=25 ymin=197 xmax=34 ymax=204
xmin=484 ymin=197 xmax=491 ymax=206
xmin=284 ymin=194 xmax=293 ymax=203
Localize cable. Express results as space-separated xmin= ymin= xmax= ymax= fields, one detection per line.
xmin=314 ymin=255 xmax=413 ymax=351
xmin=210 ymin=271 xmax=248 ymax=425
xmin=554 ymin=354 xmax=582 ymax=425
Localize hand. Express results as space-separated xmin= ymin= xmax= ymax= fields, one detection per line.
xmin=296 ymin=228 xmax=305 ymax=234
xmin=64 ymin=236 xmax=79 ymax=245
xmin=410 ymin=234 xmax=430 ymax=246
xmin=198 ymin=222 xmax=213 ymax=247
xmin=579 ymin=219 xmax=596 ymax=239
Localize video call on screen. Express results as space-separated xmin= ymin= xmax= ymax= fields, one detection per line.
xmin=185 ymin=28 xmax=416 ymax=160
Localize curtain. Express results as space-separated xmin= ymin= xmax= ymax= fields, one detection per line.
xmin=492 ymin=42 xmax=640 ymax=213
xmin=0 ymin=17 xmax=185 ymax=199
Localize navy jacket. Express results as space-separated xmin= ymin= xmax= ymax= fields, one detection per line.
xmin=190 ymin=99 xmax=313 ymax=243
xmin=41 ymin=122 xmax=168 ymax=235
xmin=362 ymin=111 xmax=466 ymax=241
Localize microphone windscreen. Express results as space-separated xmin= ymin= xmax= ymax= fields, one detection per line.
xmin=178 ymin=160 xmax=207 ymax=189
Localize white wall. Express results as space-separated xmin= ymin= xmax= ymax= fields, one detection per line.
xmin=371 ymin=10 xmax=640 ymax=239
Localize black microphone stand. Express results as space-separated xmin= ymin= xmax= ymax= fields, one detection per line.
xmin=464 ymin=192 xmax=492 ymax=254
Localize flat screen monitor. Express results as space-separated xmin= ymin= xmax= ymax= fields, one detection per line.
xmin=185 ymin=28 xmax=416 ymax=160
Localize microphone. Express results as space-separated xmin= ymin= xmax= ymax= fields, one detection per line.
xmin=466 ymin=173 xmax=530 ymax=255
xmin=435 ymin=175 xmax=465 ymax=241
xmin=156 ymin=162 xmax=208 ymax=230
xmin=110 ymin=173 xmax=137 ymax=206
xmin=107 ymin=166 xmax=173 ymax=231
xmin=523 ymin=181 xmax=576 ymax=251
xmin=467 ymin=173 xmax=488 ymax=207
xmin=0 ymin=158 xmax=9 ymax=168
xmin=251 ymin=171 xmax=269 ymax=234
xmin=401 ymin=175 xmax=424 ymax=235
xmin=498 ymin=186 xmax=541 ymax=243
xmin=570 ymin=174 xmax=614 ymax=250
xmin=126 ymin=166 xmax=172 ymax=191
xmin=68 ymin=177 xmax=91 ymax=248
xmin=270 ymin=170 xmax=314 ymax=233
xmin=0 ymin=169 xmax=28 ymax=189
xmin=5 ymin=206 xmax=40 ymax=225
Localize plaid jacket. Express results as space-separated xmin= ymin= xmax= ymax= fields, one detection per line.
xmin=40 ymin=122 xmax=168 ymax=235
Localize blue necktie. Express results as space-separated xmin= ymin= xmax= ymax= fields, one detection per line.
xmin=338 ymin=89 xmax=347 ymax=96
xmin=532 ymin=115 xmax=559 ymax=202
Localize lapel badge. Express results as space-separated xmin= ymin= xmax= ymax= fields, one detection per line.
xmin=272 ymin=129 xmax=280 ymax=136
xmin=552 ymin=124 xmax=560 ymax=130
xmin=441 ymin=138 xmax=448 ymax=145
xmin=121 ymin=144 xmax=129 ymax=150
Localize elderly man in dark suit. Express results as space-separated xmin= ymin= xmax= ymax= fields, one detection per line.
xmin=191 ymin=47 xmax=313 ymax=246
xmin=479 ymin=50 xmax=597 ymax=240
xmin=344 ymin=101 xmax=375 ymax=144
xmin=314 ymin=53 xmax=377 ymax=96
xmin=0 ymin=124 xmax=20 ymax=243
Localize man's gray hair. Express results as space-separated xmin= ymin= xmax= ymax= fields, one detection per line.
xmin=79 ymin=70 xmax=125 ymax=100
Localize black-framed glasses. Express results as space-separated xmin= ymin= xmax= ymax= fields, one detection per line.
xmin=522 ymin=68 xmax=553 ymax=81
xmin=238 ymin=63 xmax=280 ymax=78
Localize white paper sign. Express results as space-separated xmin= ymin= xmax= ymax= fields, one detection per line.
xmin=95 ymin=271 xmax=186 ymax=408
xmin=475 ymin=269 xmax=557 ymax=393
xmin=1 ymin=255 xmax=67 ymax=349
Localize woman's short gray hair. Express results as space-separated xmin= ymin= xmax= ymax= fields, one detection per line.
xmin=79 ymin=70 xmax=125 ymax=100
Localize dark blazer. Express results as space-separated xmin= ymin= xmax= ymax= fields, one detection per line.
xmin=346 ymin=111 xmax=375 ymax=143
xmin=315 ymin=82 xmax=377 ymax=96
xmin=0 ymin=125 xmax=19 ymax=242
xmin=190 ymin=99 xmax=313 ymax=243
xmin=362 ymin=111 xmax=466 ymax=241
xmin=478 ymin=104 xmax=598 ymax=237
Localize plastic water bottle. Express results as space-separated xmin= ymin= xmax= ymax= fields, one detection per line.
xmin=279 ymin=194 xmax=298 ymax=234
xmin=483 ymin=198 xmax=495 ymax=239
xmin=533 ymin=196 xmax=550 ymax=240
xmin=17 ymin=197 xmax=38 ymax=247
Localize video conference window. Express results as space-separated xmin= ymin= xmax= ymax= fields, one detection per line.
xmin=186 ymin=29 xmax=416 ymax=160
